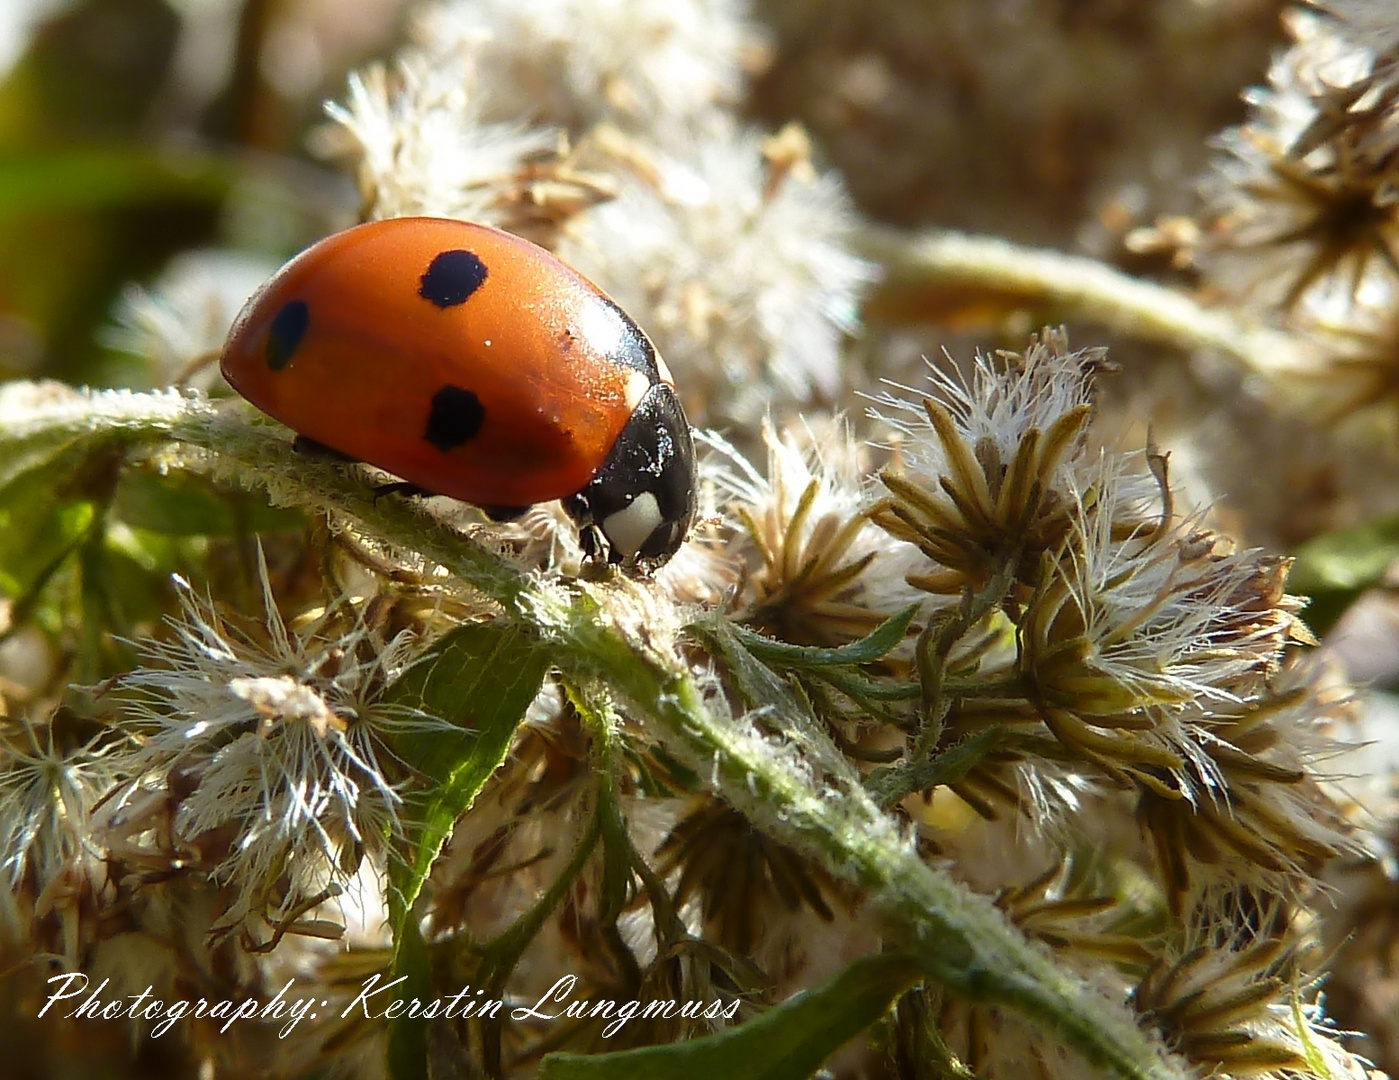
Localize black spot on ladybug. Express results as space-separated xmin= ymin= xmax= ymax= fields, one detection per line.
xmin=597 ymin=297 xmax=659 ymax=382
xmin=266 ymin=300 xmax=309 ymax=371
xmin=419 ymin=250 xmax=488 ymax=308
xmin=424 ymin=385 xmax=486 ymax=451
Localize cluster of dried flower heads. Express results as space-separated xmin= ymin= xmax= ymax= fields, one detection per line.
xmin=8 ymin=2 xmax=1399 ymax=1080
xmin=1199 ymin=1 xmax=1399 ymax=417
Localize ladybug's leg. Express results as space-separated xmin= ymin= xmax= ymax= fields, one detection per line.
xmin=372 ymin=481 xmax=436 ymax=501
xmin=480 ymin=505 xmax=530 ymax=522
xmin=293 ymin=436 xmax=440 ymax=502
xmin=562 ymin=492 xmax=602 ymax=563
xmin=292 ymin=434 xmax=356 ymax=462
xmin=578 ymin=524 xmax=604 ymax=563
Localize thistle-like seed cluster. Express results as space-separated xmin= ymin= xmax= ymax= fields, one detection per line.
xmin=1198 ymin=2 xmax=1399 ymax=419
xmin=104 ymin=562 xmax=450 ymax=946
xmin=8 ymin=2 xmax=1399 ymax=1080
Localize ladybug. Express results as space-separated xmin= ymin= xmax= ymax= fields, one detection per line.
xmin=220 ymin=217 xmax=696 ymax=567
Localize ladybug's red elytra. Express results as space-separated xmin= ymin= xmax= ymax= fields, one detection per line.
xmin=220 ymin=217 xmax=697 ymax=567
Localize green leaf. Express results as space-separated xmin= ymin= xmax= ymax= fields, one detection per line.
xmin=0 ymin=400 xmax=120 ymax=503
xmin=694 ymin=617 xmax=820 ymax=731
xmin=380 ymin=621 xmax=550 ymax=1080
xmin=815 ymin=667 xmax=920 ymax=701
xmin=696 ymin=611 xmax=920 ymax=731
xmin=112 ymin=470 xmax=303 ymax=537
xmin=92 ymin=542 xmax=176 ymax=629
xmin=726 ymin=605 xmax=919 ymax=668
xmin=0 ymin=148 xmax=233 ymax=217
xmin=536 ymin=951 xmax=922 ymax=1080
xmin=1288 ymin=515 xmax=1399 ymax=593
xmin=0 ymin=426 xmax=85 ymax=494
xmin=1286 ymin=515 xmax=1399 ymax=635
xmin=864 ymin=727 xmax=1009 ymax=808
xmin=0 ymin=478 xmax=93 ymax=597
xmin=0 ymin=445 xmax=108 ymax=598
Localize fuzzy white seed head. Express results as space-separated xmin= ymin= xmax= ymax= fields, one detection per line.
xmin=560 ymin=129 xmax=873 ymax=426
xmin=1310 ymin=0 xmax=1399 ymax=65
xmin=704 ymin=418 xmax=927 ymax=646
xmin=105 ymin=249 xmax=279 ymax=390
xmin=110 ymin=555 xmax=448 ymax=936
xmin=1028 ymin=458 xmax=1297 ymax=705
xmin=867 ymin=329 xmax=1130 ymax=595
xmin=414 ymin=0 xmax=755 ymax=140
xmin=870 ymin=330 xmax=1103 ymax=489
xmin=1199 ymin=8 xmax=1399 ymax=315
xmin=0 ymin=720 xmax=117 ymax=896
xmin=325 ymin=54 xmax=559 ymax=224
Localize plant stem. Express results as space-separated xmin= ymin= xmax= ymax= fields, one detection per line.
xmin=860 ymin=227 xmax=1301 ymax=373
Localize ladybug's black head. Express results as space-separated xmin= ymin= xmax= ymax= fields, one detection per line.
xmin=563 ymin=383 xmax=696 ymax=569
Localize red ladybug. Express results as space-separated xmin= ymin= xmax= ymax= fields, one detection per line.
xmin=220 ymin=217 xmax=696 ymax=567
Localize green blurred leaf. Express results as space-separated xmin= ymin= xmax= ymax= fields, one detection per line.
xmin=112 ymin=470 xmax=303 ymax=537
xmin=0 ymin=457 xmax=101 ymax=597
xmin=0 ymin=417 xmax=95 ymax=494
xmin=1289 ymin=515 xmax=1399 ymax=593
xmin=536 ymin=951 xmax=922 ymax=1080
xmin=0 ymin=481 xmax=92 ymax=597
xmin=0 ymin=148 xmax=233 ymax=218
xmin=0 ymin=405 xmax=143 ymax=610
xmin=380 ymin=621 xmax=550 ymax=1080
xmin=1287 ymin=514 xmax=1399 ymax=635
xmin=91 ymin=541 xmax=175 ymax=629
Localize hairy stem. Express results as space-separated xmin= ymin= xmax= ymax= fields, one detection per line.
xmin=861 ymin=227 xmax=1300 ymax=373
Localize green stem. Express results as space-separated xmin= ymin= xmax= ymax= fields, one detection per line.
xmin=574 ymin=684 xmax=693 ymax=956
xmin=474 ymin=798 xmax=603 ymax=1076
xmin=910 ymin=553 xmax=1019 ymax=767
xmin=567 ymin=681 xmax=650 ymax=986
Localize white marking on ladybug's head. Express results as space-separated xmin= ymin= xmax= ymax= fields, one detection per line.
xmin=624 ymin=369 xmax=650 ymax=412
xmin=600 ymin=492 xmax=663 ymax=559
xmin=654 ymin=352 xmax=674 ymax=386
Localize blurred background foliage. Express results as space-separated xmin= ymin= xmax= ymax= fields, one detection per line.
xmin=0 ymin=0 xmax=403 ymax=391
